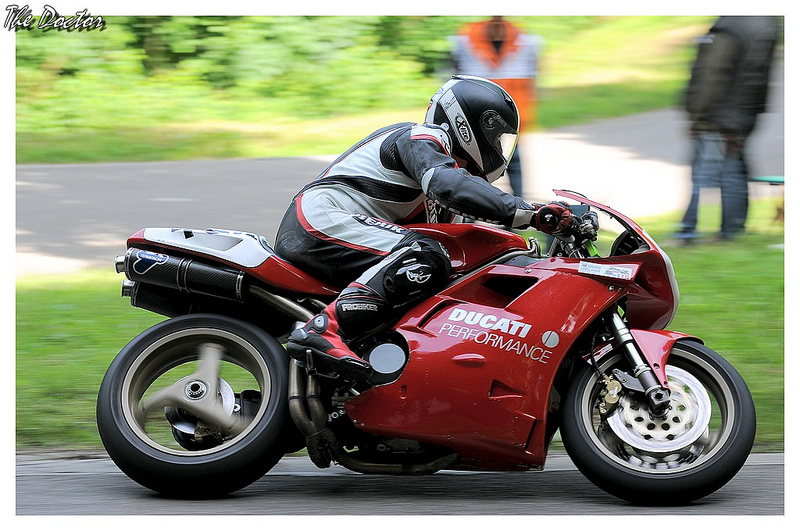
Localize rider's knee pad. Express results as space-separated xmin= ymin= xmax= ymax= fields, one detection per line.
xmin=360 ymin=234 xmax=451 ymax=307
xmin=335 ymin=234 xmax=451 ymax=340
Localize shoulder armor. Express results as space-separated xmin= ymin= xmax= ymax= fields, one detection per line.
xmin=410 ymin=124 xmax=452 ymax=155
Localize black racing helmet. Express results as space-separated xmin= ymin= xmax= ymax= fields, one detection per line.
xmin=425 ymin=75 xmax=519 ymax=183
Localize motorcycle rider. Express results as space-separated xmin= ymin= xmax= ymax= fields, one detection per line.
xmin=276 ymin=75 xmax=573 ymax=381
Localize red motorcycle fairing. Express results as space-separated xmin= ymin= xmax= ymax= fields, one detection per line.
xmin=555 ymin=189 xmax=680 ymax=328
xmin=545 ymin=250 xmax=677 ymax=331
xmin=627 ymin=329 xmax=701 ymax=388
xmin=406 ymin=223 xmax=528 ymax=273
xmin=345 ymin=261 xmax=627 ymax=469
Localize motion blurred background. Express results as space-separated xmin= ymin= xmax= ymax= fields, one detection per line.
xmin=16 ymin=16 xmax=721 ymax=163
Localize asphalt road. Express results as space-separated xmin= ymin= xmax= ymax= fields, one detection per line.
xmin=16 ymin=452 xmax=784 ymax=515
xmin=15 ymin=106 xmax=784 ymax=277
xmin=16 ymin=155 xmax=334 ymax=275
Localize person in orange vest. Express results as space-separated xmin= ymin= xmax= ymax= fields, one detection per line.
xmin=450 ymin=16 xmax=543 ymax=200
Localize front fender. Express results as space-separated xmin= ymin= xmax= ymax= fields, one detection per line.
xmin=628 ymin=330 xmax=702 ymax=389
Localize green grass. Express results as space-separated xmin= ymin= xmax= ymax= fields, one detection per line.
xmin=16 ymin=201 xmax=784 ymax=452
xmin=14 ymin=79 xmax=691 ymax=164
xmin=16 ymin=271 xmax=162 ymax=448
xmin=16 ymin=17 xmax=712 ymax=164
xmin=641 ymin=203 xmax=784 ymax=451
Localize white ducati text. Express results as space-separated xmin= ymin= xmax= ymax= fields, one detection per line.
xmin=446 ymin=308 xmax=531 ymax=339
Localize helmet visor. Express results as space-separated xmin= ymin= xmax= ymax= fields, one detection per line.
xmin=483 ymin=132 xmax=518 ymax=183
xmin=480 ymin=109 xmax=518 ymax=181
xmin=497 ymin=131 xmax=518 ymax=167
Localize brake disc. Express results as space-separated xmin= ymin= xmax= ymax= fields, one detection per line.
xmin=606 ymin=365 xmax=712 ymax=453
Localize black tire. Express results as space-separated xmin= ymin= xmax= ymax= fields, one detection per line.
xmin=560 ymin=340 xmax=756 ymax=505
xmin=97 ymin=314 xmax=293 ymax=498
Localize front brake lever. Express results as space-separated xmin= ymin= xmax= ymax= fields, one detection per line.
xmin=579 ymin=211 xmax=599 ymax=241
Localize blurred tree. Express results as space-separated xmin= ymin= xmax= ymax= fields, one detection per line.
xmin=373 ymin=16 xmax=469 ymax=76
xmin=16 ymin=16 xmax=439 ymax=122
xmin=15 ymin=16 xmax=722 ymax=143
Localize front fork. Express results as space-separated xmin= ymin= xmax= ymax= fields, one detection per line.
xmin=603 ymin=312 xmax=672 ymax=416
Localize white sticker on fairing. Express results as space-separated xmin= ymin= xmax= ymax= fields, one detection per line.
xmin=578 ymin=262 xmax=635 ymax=280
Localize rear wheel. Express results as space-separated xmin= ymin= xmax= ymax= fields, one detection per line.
xmin=560 ymin=340 xmax=756 ymax=504
xmin=97 ymin=314 xmax=296 ymax=497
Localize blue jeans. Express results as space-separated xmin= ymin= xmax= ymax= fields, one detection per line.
xmin=680 ymin=131 xmax=750 ymax=237
xmin=506 ymin=146 xmax=523 ymax=198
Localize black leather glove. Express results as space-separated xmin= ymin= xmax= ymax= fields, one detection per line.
xmin=533 ymin=202 xmax=574 ymax=235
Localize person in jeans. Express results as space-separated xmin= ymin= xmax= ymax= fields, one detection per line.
xmin=677 ymin=16 xmax=778 ymax=241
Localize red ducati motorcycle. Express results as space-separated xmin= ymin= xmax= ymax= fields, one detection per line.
xmin=97 ymin=190 xmax=756 ymax=504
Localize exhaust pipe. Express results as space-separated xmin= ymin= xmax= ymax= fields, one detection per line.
xmin=114 ymin=255 xmax=126 ymax=274
xmin=288 ymin=361 xmax=317 ymax=437
xmin=117 ymin=248 xmax=246 ymax=302
xmin=117 ymin=252 xmax=318 ymax=322
xmin=121 ymin=279 xmax=135 ymax=297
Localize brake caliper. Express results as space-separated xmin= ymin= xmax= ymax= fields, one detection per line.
xmin=598 ymin=374 xmax=623 ymax=416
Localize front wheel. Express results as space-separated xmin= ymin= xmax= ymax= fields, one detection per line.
xmin=560 ymin=340 xmax=756 ymax=505
xmin=97 ymin=314 xmax=295 ymax=498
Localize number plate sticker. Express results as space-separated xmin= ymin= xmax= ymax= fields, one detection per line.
xmin=578 ymin=262 xmax=635 ymax=280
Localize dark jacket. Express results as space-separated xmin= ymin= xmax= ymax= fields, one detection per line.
xmin=685 ymin=16 xmax=779 ymax=135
